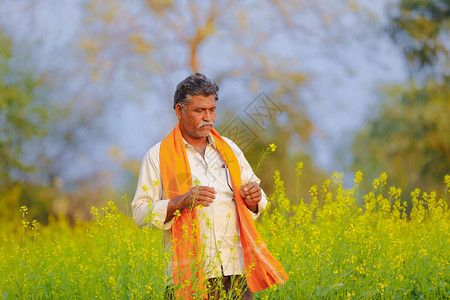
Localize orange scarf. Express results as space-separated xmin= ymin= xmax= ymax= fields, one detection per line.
xmin=160 ymin=124 xmax=288 ymax=298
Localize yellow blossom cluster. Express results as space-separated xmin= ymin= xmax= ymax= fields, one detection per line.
xmin=1 ymin=166 xmax=449 ymax=299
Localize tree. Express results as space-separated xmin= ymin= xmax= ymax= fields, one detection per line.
xmin=0 ymin=34 xmax=48 ymax=184
xmin=352 ymin=0 xmax=450 ymax=195
xmin=79 ymin=0 xmax=381 ymax=198
xmin=1 ymin=0 xmax=395 ymax=220
xmin=0 ymin=32 xmax=52 ymax=229
xmin=352 ymin=77 xmax=450 ymax=193
xmin=389 ymin=0 xmax=450 ymax=76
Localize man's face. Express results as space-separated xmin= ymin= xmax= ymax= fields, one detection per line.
xmin=176 ymin=94 xmax=216 ymax=141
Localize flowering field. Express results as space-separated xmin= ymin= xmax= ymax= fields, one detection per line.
xmin=1 ymin=171 xmax=449 ymax=299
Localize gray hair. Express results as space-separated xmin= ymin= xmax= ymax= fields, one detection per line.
xmin=173 ymin=73 xmax=219 ymax=109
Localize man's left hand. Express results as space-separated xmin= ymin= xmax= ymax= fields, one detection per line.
xmin=239 ymin=182 xmax=262 ymax=213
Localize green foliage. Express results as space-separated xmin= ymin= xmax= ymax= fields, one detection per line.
xmin=352 ymin=77 xmax=450 ymax=195
xmin=353 ymin=0 xmax=450 ymax=195
xmin=390 ymin=0 xmax=450 ymax=72
xmin=0 ymin=32 xmax=57 ymax=231
xmin=1 ymin=170 xmax=449 ymax=299
xmin=0 ymin=32 xmax=48 ymax=185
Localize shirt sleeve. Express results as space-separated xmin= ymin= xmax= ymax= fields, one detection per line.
xmin=222 ymin=137 xmax=268 ymax=219
xmin=131 ymin=143 xmax=175 ymax=230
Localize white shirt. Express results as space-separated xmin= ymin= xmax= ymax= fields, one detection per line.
xmin=131 ymin=134 xmax=268 ymax=281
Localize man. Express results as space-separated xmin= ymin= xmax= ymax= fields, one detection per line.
xmin=132 ymin=73 xmax=287 ymax=299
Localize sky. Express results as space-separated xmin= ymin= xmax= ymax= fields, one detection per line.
xmin=0 ymin=0 xmax=408 ymax=187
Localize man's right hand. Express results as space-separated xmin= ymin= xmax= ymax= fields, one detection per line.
xmin=179 ymin=186 xmax=216 ymax=210
xmin=165 ymin=186 xmax=216 ymax=223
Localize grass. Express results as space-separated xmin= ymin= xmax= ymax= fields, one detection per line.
xmin=1 ymin=170 xmax=449 ymax=299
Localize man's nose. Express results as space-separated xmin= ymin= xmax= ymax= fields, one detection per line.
xmin=203 ymin=111 xmax=212 ymax=121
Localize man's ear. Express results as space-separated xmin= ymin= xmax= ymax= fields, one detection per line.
xmin=175 ymin=103 xmax=183 ymax=120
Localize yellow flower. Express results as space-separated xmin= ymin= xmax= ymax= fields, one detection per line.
xmin=445 ymin=174 xmax=450 ymax=187
xmin=296 ymin=161 xmax=303 ymax=176
xmin=246 ymin=143 xmax=277 ymax=184
xmin=354 ymin=170 xmax=363 ymax=185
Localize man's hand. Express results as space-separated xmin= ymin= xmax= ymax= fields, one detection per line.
xmin=166 ymin=186 xmax=216 ymax=223
xmin=239 ymin=182 xmax=262 ymax=213
xmin=180 ymin=186 xmax=216 ymax=210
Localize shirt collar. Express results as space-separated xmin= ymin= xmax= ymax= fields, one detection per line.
xmin=182 ymin=133 xmax=217 ymax=150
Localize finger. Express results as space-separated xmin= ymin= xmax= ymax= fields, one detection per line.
xmin=195 ymin=200 xmax=212 ymax=207
xmin=246 ymin=194 xmax=261 ymax=202
xmin=196 ymin=194 xmax=216 ymax=205
xmin=243 ymin=186 xmax=259 ymax=197
xmin=197 ymin=196 xmax=215 ymax=204
xmin=244 ymin=190 xmax=258 ymax=199
xmin=191 ymin=186 xmax=212 ymax=192
xmin=192 ymin=198 xmax=213 ymax=208
xmin=191 ymin=189 xmax=216 ymax=199
xmin=198 ymin=186 xmax=217 ymax=193
xmin=196 ymin=190 xmax=216 ymax=199
xmin=247 ymin=183 xmax=260 ymax=192
xmin=245 ymin=188 xmax=261 ymax=199
xmin=244 ymin=197 xmax=259 ymax=206
xmin=248 ymin=192 xmax=261 ymax=201
xmin=188 ymin=191 xmax=213 ymax=205
xmin=193 ymin=193 xmax=216 ymax=204
xmin=247 ymin=187 xmax=261 ymax=197
xmin=242 ymin=185 xmax=251 ymax=196
xmin=243 ymin=183 xmax=254 ymax=191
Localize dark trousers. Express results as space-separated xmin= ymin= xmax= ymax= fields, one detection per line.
xmin=165 ymin=275 xmax=253 ymax=300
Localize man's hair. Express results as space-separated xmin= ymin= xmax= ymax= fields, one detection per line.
xmin=173 ymin=73 xmax=219 ymax=109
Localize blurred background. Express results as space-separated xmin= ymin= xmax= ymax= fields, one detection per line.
xmin=0 ymin=0 xmax=449 ymax=229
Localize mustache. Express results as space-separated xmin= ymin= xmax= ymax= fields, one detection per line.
xmin=198 ymin=121 xmax=214 ymax=128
